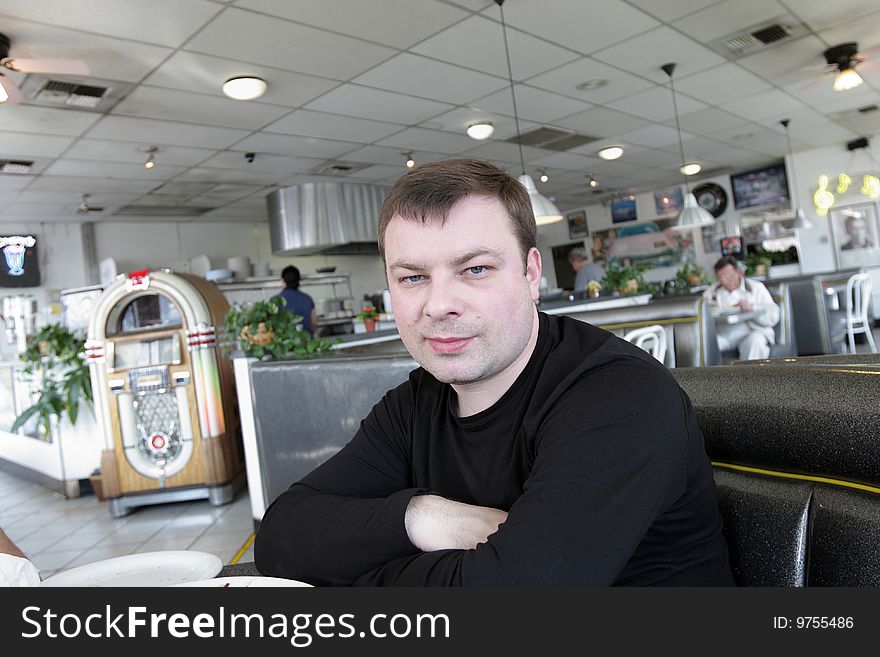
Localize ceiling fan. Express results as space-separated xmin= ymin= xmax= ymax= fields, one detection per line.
xmin=77 ymin=194 xmax=104 ymax=214
xmin=0 ymin=32 xmax=90 ymax=104
xmin=821 ymin=42 xmax=876 ymax=92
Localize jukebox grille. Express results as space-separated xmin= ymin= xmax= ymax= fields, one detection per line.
xmin=133 ymin=391 xmax=183 ymax=465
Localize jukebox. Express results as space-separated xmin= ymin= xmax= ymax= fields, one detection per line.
xmin=86 ymin=269 xmax=243 ymax=517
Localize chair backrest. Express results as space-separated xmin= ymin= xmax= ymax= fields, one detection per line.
xmin=765 ymin=282 xmax=797 ymax=356
xmin=622 ymin=324 xmax=667 ymax=364
xmin=847 ymin=272 xmax=872 ymax=324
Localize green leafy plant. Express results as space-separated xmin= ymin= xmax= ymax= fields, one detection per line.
xmin=12 ymin=324 xmax=93 ymax=437
xmin=674 ymin=261 xmax=711 ymax=288
xmin=356 ymin=306 xmax=380 ymax=321
xmin=744 ymin=252 xmax=772 ymax=277
xmin=224 ymin=296 xmax=334 ymax=360
xmin=601 ymin=261 xmax=652 ymax=296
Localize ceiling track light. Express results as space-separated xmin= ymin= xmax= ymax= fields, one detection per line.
xmin=466 ymin=120 xmax=495 ymax=140
xmin=780 ymin=119 xmax=813 ymax=230
xmin=495 ymin=0 xmax=562 ymax=226
xmin=143 ymin=146 xmax=158 ymax=170
xmin=538 ymin=169 xmax=549 ymax=183
xmin=222 ymin=76 xmax=268 ymax=100
xmin=662 ymin=62 xmax=715 ymax=229
xmin=403 ymin=152 xmax=415 ymax=169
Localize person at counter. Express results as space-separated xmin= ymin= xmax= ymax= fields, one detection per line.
xmin=567 ymin=247 xmax=605 ymax=292
xmin=256 ymin=158 xmax=734 ymax=587
xmin=275 ymin=265 xmax=318 ymax=336
xmin=703 ymin=255 xmax=780 ymax=360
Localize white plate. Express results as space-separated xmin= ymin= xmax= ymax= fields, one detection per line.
xmin=40 ymin=551 xmax=222 ymax=587
xmin=173 ymin=576 xmax=313 ymax=588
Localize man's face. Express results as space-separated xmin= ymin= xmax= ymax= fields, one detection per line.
xmin=847 ymin=217 xmax=869 ymax=246
xmin=385 ymin=194 xmax=541 ymax=385
xmin=716 ymin=264 xmax=741 ymax=292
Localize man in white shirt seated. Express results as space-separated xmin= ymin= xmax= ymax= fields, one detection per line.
xmin=703 ymin=255 xmax=780 ymax=361
xmin=0 ymin=526 xmax=40 ymax=587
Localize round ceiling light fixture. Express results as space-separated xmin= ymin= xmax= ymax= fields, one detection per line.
xmin=538 ymin=169 xmax=549 ymax=183
xmin=575 ymin=78 xmax=609 ymax=91
xmin=222 ymin=76 xmax=268 ymax=100
xmin=466 ymin=120 xmax=495 ymax=140
xmin=403 ymin=152 xmax=415 ymax=169
xmin=679 ymin=162 xmax=702 ymax=176
xmin=597 ymin=146 xmax=623 ymax=160
xmin=587 ymin=175 xmax=599 ymax=188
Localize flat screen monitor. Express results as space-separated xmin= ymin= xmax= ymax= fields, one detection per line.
xmin=0 ymin=235 xmax=41 ymax=287
xmin=730 ymin=163 xmax=789 ymax=210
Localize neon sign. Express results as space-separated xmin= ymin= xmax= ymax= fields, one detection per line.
xmin=813 ymin=172 xmax=880 ymax=215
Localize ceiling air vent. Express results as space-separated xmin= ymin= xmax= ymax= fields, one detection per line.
xmin=504 ymin=126 xmax=599 ymax=151
xmin=36 ymin=80 xmax=108 ymax=108
xmin=751 ymin=24 xmax=790 ymax=45
xmin=711 ymin=16 xmax=805 ymax=58
xmin=310 ymin=161 xmax=371 ymax=176
xmin=0 ymin=160 xmax=34 ymax=174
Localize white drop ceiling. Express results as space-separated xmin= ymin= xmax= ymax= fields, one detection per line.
xmin=1 ymin=0 xmax=879 ymax=224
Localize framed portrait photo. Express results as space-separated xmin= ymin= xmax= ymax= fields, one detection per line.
xmin=566 ymin=210 xmax=588 ymax=239
xmin=830 ymin=203 xmax=880 ymax=270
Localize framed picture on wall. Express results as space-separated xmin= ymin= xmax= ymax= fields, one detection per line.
xmin=654 ymin=187 xmax=683 ymax=216
xmin=610 ymin=197 xmax=637 ymax=223
xmin=566 ymin=210 xmax=588 ymax=239
xmin=830 ymin=203 xmax=880 ymax=270
xmin=719 ymin=236 xmax=744 ymax=259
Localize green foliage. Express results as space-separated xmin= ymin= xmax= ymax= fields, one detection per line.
xmin=744 ymin=251 xmax=772 ymax=277
xmin=224 ymin=296 xmax=335 ymax=361
xmin=356 ymin=306 xmax=380 ymax=320
xmin=601 ymin=261 xmax=652 ymax=296
xmin=12 ymin=324 xmax=93 ymax=437
xmin=673 ymin=261 xmax=712 ymax=289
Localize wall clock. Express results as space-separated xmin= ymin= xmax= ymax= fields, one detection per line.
xmin=692 ymin=182 xmax=728 ymax=218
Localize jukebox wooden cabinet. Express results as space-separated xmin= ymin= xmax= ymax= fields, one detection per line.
xmin=86 ymin=269 xmax=243 ymax=517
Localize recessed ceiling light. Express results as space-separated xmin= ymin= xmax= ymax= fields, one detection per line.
xmin=575 ymin=78 xmax=609 ymax=91
xmin=680 ymin=162 xmax=702 ymax=176
xmin=222 ymin=76 xmax=268 ymax=101
xmin=598 ymin=146 xmax=623 ymax=160
xmin=466 ymin=120 xmax=494 ymax=140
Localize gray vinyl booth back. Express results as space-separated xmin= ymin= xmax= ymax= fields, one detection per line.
xmin=248 ymin=354 xmax=416 ymax=513
xmin=673 ymin=357 xmax=880 ymax=586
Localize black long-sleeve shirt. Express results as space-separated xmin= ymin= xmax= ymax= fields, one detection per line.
xmin=255 ymin=313 xmax=735 ymax=586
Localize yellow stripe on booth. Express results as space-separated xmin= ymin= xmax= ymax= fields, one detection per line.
xmin=712 ymin=461 xmax=880 ymax=495
xmin=230 ymin=533 xmax=256 ymax=565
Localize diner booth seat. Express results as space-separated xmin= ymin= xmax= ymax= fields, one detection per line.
xmin=673 ymin=355 xmax=880 ymax=586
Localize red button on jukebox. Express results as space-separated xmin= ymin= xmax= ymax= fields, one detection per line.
xmin=149 ymin=432 xmax=169 ymax=452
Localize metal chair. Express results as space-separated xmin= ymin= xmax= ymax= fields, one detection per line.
xmin=845 ymin=273 xmax=876 ymax=353
xmin=623 ymin=324 xmax=667 ymax=365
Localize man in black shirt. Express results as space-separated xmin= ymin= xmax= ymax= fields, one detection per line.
xmin=255 ymin=159 xmax=734 ymax=586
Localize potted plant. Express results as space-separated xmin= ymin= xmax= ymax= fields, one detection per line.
xmin=586 ymin=280 xmax=602 ymax=299
xmin=357 ymin=306 xmax=380 ymax=332
xmin=224 ymin=296 xmax=333 ymax=360
xmin=601 ymin=261 xmax=651 ymax=297
xmin=744 ymin=252 xmax=772 ymax=278
xmin=674 ymin=261 xmax=711 ymax=288
xmin=12 ymin=324 xmax=93 ymax=438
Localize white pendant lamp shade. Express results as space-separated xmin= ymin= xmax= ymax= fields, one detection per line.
xmin=518 ymin=174 xmax=563 ymax=226
xmin=793 ymin=207 xmax=813 ymax=230
xmin=675 ymin=192 xmax=716 ymax=228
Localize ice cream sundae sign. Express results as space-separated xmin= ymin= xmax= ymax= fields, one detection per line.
xmin=0 ymin=235 xmax=40 ymax=287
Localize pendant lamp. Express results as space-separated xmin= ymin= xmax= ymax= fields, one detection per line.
xmin=496 ymin=0 xmax=562 ymax=226
xmin=661 ymin=63 xmax=715 ymax=228
xmin=780 ymin=119 xmax=813 ymax=230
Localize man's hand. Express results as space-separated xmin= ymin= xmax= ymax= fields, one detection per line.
xmin=737 ymin=299 xmax=753 ymax=312
xmin=405 ymin=494 xmax=508 ymax=552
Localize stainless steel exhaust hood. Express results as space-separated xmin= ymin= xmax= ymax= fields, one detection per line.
xmin=267 ymin=182 xmax=388 ymax=256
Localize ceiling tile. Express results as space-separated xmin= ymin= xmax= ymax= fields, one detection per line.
xmin=485 ymin=0 xmax=659 ymax=55
xmin=665 ymin=108 xmax=749 ymax=136
xmin=84 ymin=116 xmax=250 ymax=149
xmin=63 ymin=139 xmax=216 ymax=166
xmin=458 ymin=142 xmax=552 ymax=166
xmin=44 ymin=158 xmax=189 ymax=180
xmin=341 ymin=145 xmax=449 ymax=167
xmin=230 ymin=132 xmax=361 ymax=159
xmin=196 ymin=152 xmax=324 ymax=175
xmin=185 ymin=8 xmax=397 ymax=80
xmin=110 ymin=86 xmax=290 ymax=129
xmin=0 ymin=17 xmax=173 ymax=82
xmin=421 ymin=107 xmax=538 ymax=140
xmin=352 ymin=53 xmax=509 ymax=105
xmin=347 ymin=164 xmax=407 ymax=181
xmin=468 ymin=84 xmax=591 ymax=124
xmin=0 ymin=132 xmax=74 ymax=158
xmin=592 ymin=26 xmax=726 ymax=82
xmin=813 ymin=87 xmax=880 ymax=115
xmin=235 ymin=0 xmax=469 ymax=49
xmin=262 ymin=110 xmax=403 ymax=143
xmin=26 ymin=176 xmax=158 ymax=193
xmin=553 ymin=106 xmax=651 ymax=136
xmin=624 ymin=0 xmax=722 ymax=22
xmin=605 ymin=87 xmax=708 ymax=122
xmin=305 ymin=85 xmax=454 ymax=124
xmin=782 ymin=0 xmax=880 ymax=31
xmin=0 ymin=105 xmax=101 ymax=137
xmin=675 ymin=63 xmax=774 ymax=105
xmin=736 ymin=35 xmax=829 ymax=87
xmin=0 ymin=0 xmax=221 ymax=47
xmin=525 ymin=57 xmax=654 ymax=104
xmin=720 ymin=89 xmax=807 ymax=122
xmin=376 ymin=127 xmax=478 ymax=154
xmin=675 ymin=0 xmax=789 ymax=45
xmin=622 ymin=124 xmax=687 ymax=149
xmin=176 ymin=168 xmax=283 ymax=185
xmin=0 ymin=176 xmax=36 ymax=191
xmin=412 ymin=16 xmax=578 ymax=80
xmin=143 ymin=51 xmax=340 ymax=107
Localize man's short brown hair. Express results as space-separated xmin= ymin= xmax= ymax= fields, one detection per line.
xmin=714 ymin=254 xmax=740 ymax=272
xmin=377 ymin=159 xmax=537 ymax=266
